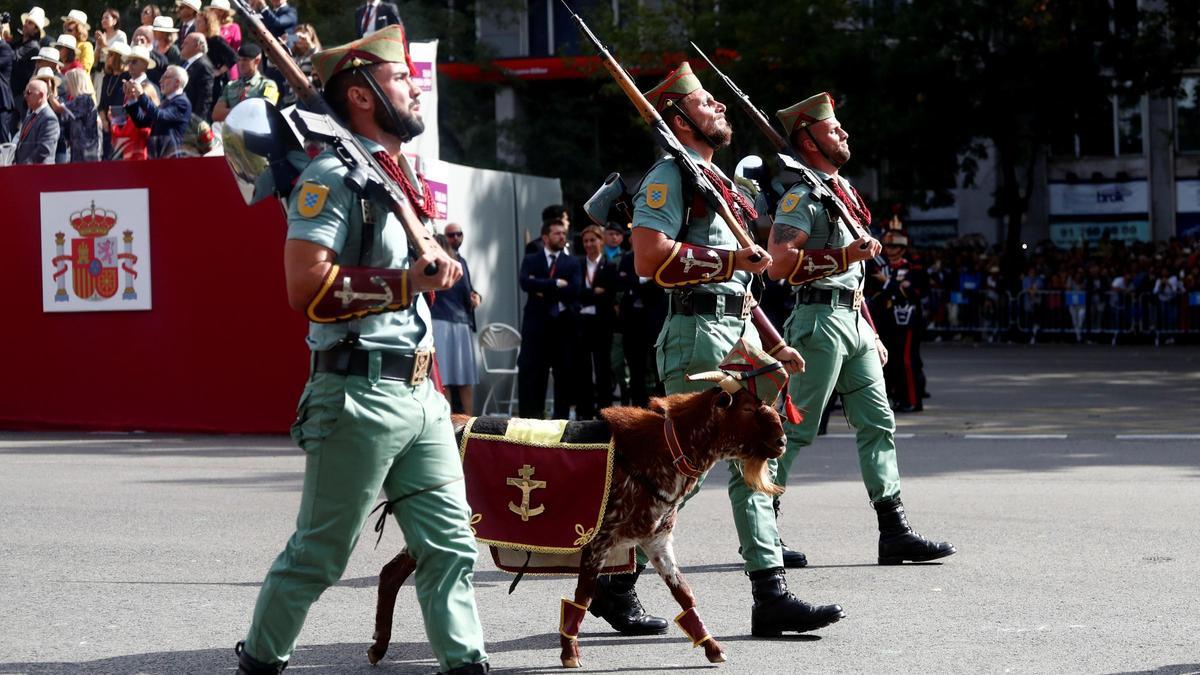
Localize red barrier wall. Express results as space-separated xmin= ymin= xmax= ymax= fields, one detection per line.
xmin=0 ymin=157 xmax=310 ymax=433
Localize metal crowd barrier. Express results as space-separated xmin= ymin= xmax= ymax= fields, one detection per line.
xmin=923 ymin=289 xmax=1200 ymax=343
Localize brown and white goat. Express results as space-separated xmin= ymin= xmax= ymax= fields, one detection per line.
xmin=367 ymin=384 xmax=786 ymax=668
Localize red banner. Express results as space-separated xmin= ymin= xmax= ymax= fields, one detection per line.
xmin=0 ymin=158 xmax=309 ymax=433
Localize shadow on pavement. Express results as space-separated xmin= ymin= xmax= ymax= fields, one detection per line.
xmin=1107 ymin=666 xmax=1200 ymax=675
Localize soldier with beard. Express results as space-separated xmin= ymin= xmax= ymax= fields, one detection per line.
xmin=766 ymin=93 xmax=954 ymax=567
xmin=595 ymin=62 xmax=845 ymax=640
xmin=233 ymin=25 xmax=489 ymax=675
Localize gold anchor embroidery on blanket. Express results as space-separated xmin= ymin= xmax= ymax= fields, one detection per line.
xmin=507 ymin=464 xmax=547 ymax=521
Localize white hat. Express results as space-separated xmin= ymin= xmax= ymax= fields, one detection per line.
xmin=108 ymin=42 xmax=132 ymax=59
xmin=207 ymin=0 xmax=233 ymax=11
xmin=125 ymin=45 xmax=158 ymax=69
xmin=33 ymin=66 xmax=61 ymax=89
xmin=177 ymin=0 xmax=203 ymax=11
xmin=21 ymin=7 xmax=50 ymax=30
xmin=54 ymin=34 xmax=78 ymax=52
xmin=61 ymin=9 xmax=90 ymax=31
xmin=35 ymin=46 xmax=62 ymax=65
xmin=151 ymin=16 xmax=179 ymax=33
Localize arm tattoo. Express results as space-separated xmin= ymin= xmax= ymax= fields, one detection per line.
xmin=772 ymin=222 xmax=803 ymax=245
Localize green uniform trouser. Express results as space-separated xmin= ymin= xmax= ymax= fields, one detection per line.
xmin=243 ymin=356 xmax=488 ymax=671
xmin=778 ymin=291 xmax=900 ymax=502
xmin=638 ymin=301 xmax=784 ymax=573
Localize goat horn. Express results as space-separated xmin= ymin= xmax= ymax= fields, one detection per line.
xmin=686 ymin=371 xmax=743 ymax=394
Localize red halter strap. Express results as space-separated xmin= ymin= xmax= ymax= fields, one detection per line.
xmin=663 ymin=417 xmax=704 ymax=479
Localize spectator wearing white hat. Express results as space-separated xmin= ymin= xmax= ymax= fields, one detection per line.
xmin=54 ymin=34 xmax=82 ymax=74
xmin=177 ymin=0 xmax=202 ymax=40
xmin=60 ymin=10 xmax=94 ymax=74
xmin=11 ymin=8 xmax=53 ymax=123
xmin=131 ymin=25 xmax=169 ymax=80
xmin=99 ymin=42 xmax=131 ymax=157
xmin=48 ymin=68 xmax=101 ymax=162
xmin=125 ymin=63 xmax=191 ymax=159
xmin=207 ymin=0 xmax=242 ymax=53
xmin=13 ymin=78 xmax=59 ymax=164
xmin=123 ymin=44 xmax=160 ymax=105
xmin=150 ymin=16 xmax=182 ymax=68
xmin=33 ymin=47 xmax=68 ymax=163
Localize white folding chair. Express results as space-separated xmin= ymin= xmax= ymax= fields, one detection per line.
xmin=478 ymin=323 xmax=521 ymax=417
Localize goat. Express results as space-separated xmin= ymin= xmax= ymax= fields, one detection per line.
xmin=367 ymin=382 xmax=786 ymax=669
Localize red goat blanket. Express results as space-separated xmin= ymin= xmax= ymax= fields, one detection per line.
xmin=458 ymin=416 xmax=634 ymax=574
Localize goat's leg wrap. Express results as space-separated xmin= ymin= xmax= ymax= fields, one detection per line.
xmin=674 ymin=606 xmax=711 ymax=647
xmin=560 ymin=598 xmax=588 ymax=640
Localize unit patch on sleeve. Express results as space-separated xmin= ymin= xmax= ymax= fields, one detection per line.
xmin=780 ymin=192 xmax=801 ymax=213
xmin=646 ymin=183 xmax=669 ymax=209
xmin=297 ymin=182 xmax=330 ymax=219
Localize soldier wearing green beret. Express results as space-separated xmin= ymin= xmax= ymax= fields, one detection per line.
xmin=597 ymin=61 xmax=844 ymax=639
xmin=233 ymin=25 xmax=489 ymax=675
xmin=766 ymin=92 xmax=956 ymax=566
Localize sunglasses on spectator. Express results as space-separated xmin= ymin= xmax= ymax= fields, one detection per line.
xmin=446 ymin=232 xmax=464 ymax=238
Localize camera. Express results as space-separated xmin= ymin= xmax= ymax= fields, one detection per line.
xmin=0 ymin=12 xmax=12 ymax=24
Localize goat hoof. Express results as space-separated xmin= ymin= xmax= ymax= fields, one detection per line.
xmin=702 ymin=639 xmax=726 ymax=663
xmin=560 ymin=638 xmax=582 ymax=668
xmin=367 ymin=644 xmax=386 ymax=665
xmin=561 ymin=656 xmax=582 ymax=668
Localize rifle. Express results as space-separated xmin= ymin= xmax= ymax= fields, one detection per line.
xmin=690 ymin=42 xmax=879 ymax=262
xmin=228 ymin=0 xmax=440 ymax=275
xmin=559 ymin=0 xmax=761 ymax=261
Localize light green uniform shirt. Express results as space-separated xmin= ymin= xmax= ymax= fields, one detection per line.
xmin=773 ymin=171 xmax=864 ymax=291
xmin=632 ymin=146 xmax=752 ymax=295
xmin=286 ymin=136 xmax=434 ymax=353
xmin=220 ymin=71 xmax=280 ymax=108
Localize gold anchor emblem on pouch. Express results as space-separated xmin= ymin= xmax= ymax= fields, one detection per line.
xmin=507 ymin=464 xmax=547 ymax=522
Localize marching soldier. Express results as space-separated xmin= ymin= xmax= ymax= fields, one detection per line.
xmin=591 ymin=62 xmax=845 ymax=639
xmin=765 ymin=93 xmax=955 ymax=565
xmin=233 ymin=26 xmax=488 ymax=675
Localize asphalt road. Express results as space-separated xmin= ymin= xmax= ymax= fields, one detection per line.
xmin=1 ymin=343 xmax=1198 ymax=675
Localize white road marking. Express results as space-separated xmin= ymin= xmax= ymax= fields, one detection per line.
xmin=1115 ymin=434 xmax=1200 ymax=440
xmin=964 ymin=434 xmax=1068 ymax=440
xmin=826 ymin=433 xmax=915 ymax=439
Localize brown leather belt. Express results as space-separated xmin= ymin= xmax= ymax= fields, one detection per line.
xmin=314 ymin=347 xmax=433 ymax=384
xmin=796 ymin=287 xmax=863 ymax=310
xmin=670 ymin=292 xmax=752 ymax=319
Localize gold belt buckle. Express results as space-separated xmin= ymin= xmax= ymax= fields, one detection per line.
xmin=411 ymin=350 xmax=433 ymax=385
xmin=851 ymin=289 xmax=863 ymax=311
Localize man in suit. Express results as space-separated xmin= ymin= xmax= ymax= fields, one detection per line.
xmin=13 ymin=79 xmax=59 ymax=164
xmin=125 ymin=64 xmax=192 ymax=158
xmin=573 ymin=224 xmax=619 ymax=420
xmin=355 ymin=1 xmax=401 ymax=38
xmin=517 ymin=219 xmax=581 ymax=419
xmin=176 ymin=0 xmax=201 ymax=41
xmin=179 ymin=33 xmax=214 ymax=121
xmin=254 ymin=0 xmax=297 ymax=44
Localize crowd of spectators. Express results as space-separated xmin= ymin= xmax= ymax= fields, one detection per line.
xmin=0 ymin=0 xmax=326 ymax=165
xmin=902 ymin=232 xmax=1200 ymax=340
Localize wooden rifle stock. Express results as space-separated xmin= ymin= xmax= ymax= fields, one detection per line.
xmin=560 ymin=0 xmax=759 ymax=257
xmin=229 ymin=0 xmax=441 ymax=275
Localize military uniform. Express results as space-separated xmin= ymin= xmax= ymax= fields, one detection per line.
xmin=219 ymin=71 xmax=280 ymax=108
xmin=236 ymin=27 xmax=487 ymax=675
xmin=770 ymin=93 xmax=954 ymax=566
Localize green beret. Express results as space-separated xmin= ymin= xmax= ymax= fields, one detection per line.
xmin=314 ymin=24 xmax=414 ymax=85
xmin=777 ymin=92 xmax=836 ymax=135
xmin=644 ymin=61 xmax=703 ymax=113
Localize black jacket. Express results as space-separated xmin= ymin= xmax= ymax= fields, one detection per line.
xmin=577 ymin=254 xmax=619 ymax=322
xmin=184 ymin=55 xmax=215 ymax=121
xmin=0 ymin=40 xmax=13 ymax=112
xmin=355 ymin=2 xmax=402 ymax=38
xmin=519 ymin=249 xmax=581 ymax=335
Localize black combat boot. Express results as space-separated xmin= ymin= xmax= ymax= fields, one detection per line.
xmin=749 ymin=567 xmax=844 ymax=637
xmin=234 ymin=642 xmax=286 ymax=675
xmin=874 ymin=496 xmax=956 ymax=565
xmin=440 ymin=661 xmax=490 ymax=674
xmin=588 ymin=564 xmax=669 ymax=635
xmin=774 ymin=497 xmax=808 ymax=569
